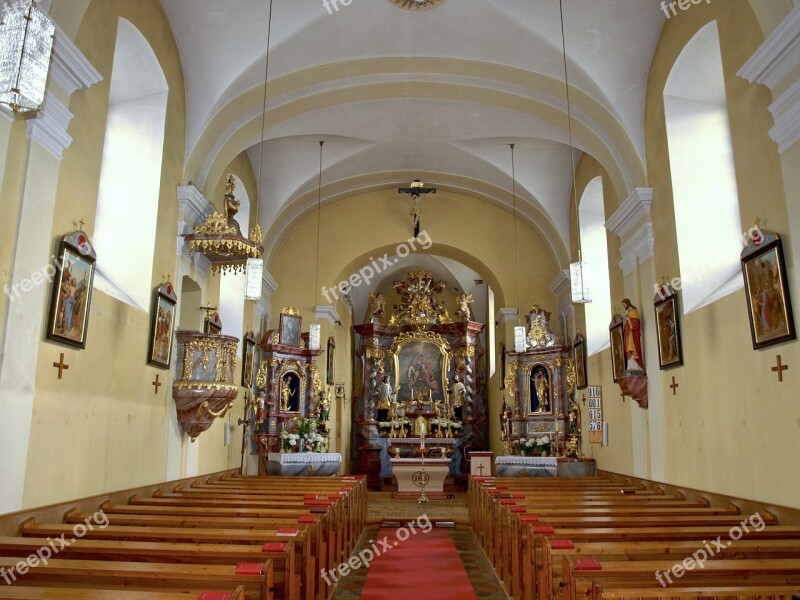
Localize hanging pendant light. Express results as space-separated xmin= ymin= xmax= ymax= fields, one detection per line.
xmin=244 ymin=0 xmax=275 ymax=301
xmin=0 ymin=0 xmax=55 ymax=113
xmin=509 ymin=143 xmax=527 ymax=353
xmin=558 ymin=0 xmax=592 ymax=305
xmin=308 ymin=140 xmax=325 ymax=351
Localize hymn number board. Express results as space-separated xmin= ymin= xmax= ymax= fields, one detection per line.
xmin=587 ymin=386 xmax=603 ymax=444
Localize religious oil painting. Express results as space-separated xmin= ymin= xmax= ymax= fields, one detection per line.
xmin=654 ymin=293 xmax=683 ymax=370
xmin=573 ymin=334 xmax=587 ymax=389
xmin=148 ymin=282 xmax=177 ymax=369
xmin=609 ymin=320 xmax=625 ymax=383
xmin=47 ymin=232 xmax=96 ymax=350
xmin=326 ymin=336 xmax=336 ymax=385
xmin=279 ymin=312 xmax=301 ymax=347
xmin=527 ymin=364 xmax=552 ymax=415
xmin=742 ymin=239 xmax=795 ymax=349
xmin=394 ymin=338 xmax=449 ymax=403
xmin=241 ymin=331 xmax=256 ymax=387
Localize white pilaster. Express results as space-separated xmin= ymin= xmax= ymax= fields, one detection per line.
xmin=0 ymin=34 xmax=100 ymax=512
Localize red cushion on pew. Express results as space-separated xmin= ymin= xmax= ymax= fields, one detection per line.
xmin=551 ymin=539 xmax=575 ymax=550
xmin=511 ymin=507 xmax=527 ymax=513
xmin=520 ymin=515 xmax=539 ymax=523
xmin=298 ymin=516 xmax=318 ymax=524
xmin=235 ymin=563 xmax=263 ymax=575
xmin=512 ymin=494 xmax=525 ymax=499
xmin=277 ymin=528 xmax=298 ymax=536
xmin=328 ymin=495 xmax=341 ymax=500
xmin=197 ymin=593 xmax=231 ymax=600
xmin=574 ymin=558 xmax=602 ymax=571
xmin=305 ymin=499 xmax=335 ymax=506
xmin=262 ymin=542 xmax=287 ymax=553
xmin=533 ymin=526 xmax=555 ymax=535
xmin=495 ymin=485 xmax=509 ymax=490
xmin=500 ymin=500 xmax=516 ymax=505
xmin=310 ymin=507 xmax=328 ymax=514
xmin=304 ymin=494 xmax=318 ymax=500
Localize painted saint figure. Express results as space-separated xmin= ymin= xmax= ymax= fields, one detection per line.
xmin=622 ymin=298 xmax=644 ymax=372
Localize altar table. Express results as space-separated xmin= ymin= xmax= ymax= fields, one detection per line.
xmin=266 ymin=452 xmax=342 ymax=476
xmin=390 ymin=457 xmax=451 ymax=500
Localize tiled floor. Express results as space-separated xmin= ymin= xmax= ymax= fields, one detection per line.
xmin=331 ymin=523 xmax=508 ymax=599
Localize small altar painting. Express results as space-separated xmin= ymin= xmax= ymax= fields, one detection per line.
xmin=396 ymin=340 xmax=446 ymax=402
xmin=280 ymin=373 xmax=301 ymax=412
xmin=528 ymin=364 xmax=552 ymax=414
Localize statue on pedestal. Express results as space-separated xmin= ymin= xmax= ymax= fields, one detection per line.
xmin=454 ymin=292 xmax=473 ymax=322
xmin=366 ymin=292 xmax=386 ymax=324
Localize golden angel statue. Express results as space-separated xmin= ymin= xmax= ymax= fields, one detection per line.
xmin=365 ymin=292 xmax=386 ymax=324
xmin=454 ymin=292 xmax=474 ymax=322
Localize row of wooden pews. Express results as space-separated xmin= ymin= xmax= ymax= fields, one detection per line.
xmin=469 ymin=473 xmax=800 ymax=600
xmin=0 ymin=472 xmax=366 ymax=600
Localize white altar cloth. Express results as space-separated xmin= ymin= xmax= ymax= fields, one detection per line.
xmin=495 ymin=455 xmax=558 ymax=477
xmin=266 ymin=452 xmax=342 ymax=476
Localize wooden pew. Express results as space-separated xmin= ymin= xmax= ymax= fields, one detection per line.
xmin=562 ymin=557 xmax=800 ymax=600
xmin=18 ymin=521 xmax=309 ymax=600
xmin=591 ymin=582 xmax=800 ymax=599
xmin=0 ymin=556 xmax=272 ymax=600
xmin=543 ymin=538 xmax=800 ymax=600
xmin=0 ymin=586 xmax=248 ymax=599
xmin=0 ymin=535 xmax=296 ymax=600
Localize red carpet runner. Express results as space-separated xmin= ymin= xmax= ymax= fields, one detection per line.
xmin=360 ymin=527 xmax=478 ymax=600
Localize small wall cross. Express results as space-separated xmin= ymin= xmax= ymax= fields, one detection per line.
xmin=772 ymin=355 xmax=788 ymax=382
xmin=152 ymin=374 xmax=162 ymax=394
xmin=53 ymin=353 xmax=69 ymax=379
xmin=669 ymin=376 xmax=679 ymax=396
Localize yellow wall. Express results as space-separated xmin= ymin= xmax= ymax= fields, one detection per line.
xmin=579 ymin=0 xmax=800 ymax=507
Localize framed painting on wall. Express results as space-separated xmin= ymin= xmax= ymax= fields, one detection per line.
xmin=573 ymin=334 xmax=587 ymax=389
xmin=326 ymin=336 xmax=335 ymax=385
xmin=609 ymin=317 xmax=625 ymax=383
xmin=46 ymin=231 xmax=97 ymax=349
xmin=279 ymin=308 xmax=301 ymax=347
xmin=148 ymin=281 xmax=177 ymax=369
xmin=242 ymin=330 xmax=256 ymax=387
xmin=654 ymin=287 xmax=683 ymax=369
xmin=741 ymin=232 xmax=796 ymax=350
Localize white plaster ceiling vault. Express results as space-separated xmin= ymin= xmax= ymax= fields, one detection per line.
xmin=160 ymin=0 xmax=665 ymax=269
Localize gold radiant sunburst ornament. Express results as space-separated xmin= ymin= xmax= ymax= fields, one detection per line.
xmin=390 ymin=0 xmax=446 ymax=10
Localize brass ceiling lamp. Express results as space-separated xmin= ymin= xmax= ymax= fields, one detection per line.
xmin=510 ymin=143 xmax=527 ymax=354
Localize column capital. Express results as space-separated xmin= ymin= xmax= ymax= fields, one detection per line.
xmin=315 ymin=305 xmax=341 ymax=326
xmin=606 ymin=188 xmax=653 ymax=240
xmin=26 ymin=92 xmax=73 ymax=159
xmin=495 ymin=308 xmax=518 ymax=326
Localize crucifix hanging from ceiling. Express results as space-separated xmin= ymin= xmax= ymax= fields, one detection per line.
xmin=398 ymin=179 xmax=436 ymax=237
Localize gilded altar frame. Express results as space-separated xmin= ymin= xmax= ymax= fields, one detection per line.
xmin=390 ymin=331 xmax=452 ymax=403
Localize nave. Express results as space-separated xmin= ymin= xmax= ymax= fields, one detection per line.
xmin=1 ymin=470 xmax=800 ymax=599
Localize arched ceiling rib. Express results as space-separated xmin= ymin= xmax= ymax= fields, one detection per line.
xmin=160 ymin=0 xmax=664 ymax=268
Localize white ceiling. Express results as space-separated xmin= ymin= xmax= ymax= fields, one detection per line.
xmin=160 ymin=0 xmax=665 ymax=265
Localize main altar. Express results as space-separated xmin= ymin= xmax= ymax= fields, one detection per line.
xmin=352 ymin=271 xmax=487 ymax=490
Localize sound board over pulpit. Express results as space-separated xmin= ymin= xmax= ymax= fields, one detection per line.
xmin=352 ymin=271 xmax=487 ymax=490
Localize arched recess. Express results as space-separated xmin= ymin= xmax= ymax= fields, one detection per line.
xmin=663 ymin=21 xmax=743 ymax=313
xmin=179 ymin=276 xmax=202 ymax=331
xmin=578 ymin=176 xmax=611 ymax=355
xmin=217 ymin=174 xmax=250 ymax=351
xmin=92 ymin=18 xmax=168 ymax=310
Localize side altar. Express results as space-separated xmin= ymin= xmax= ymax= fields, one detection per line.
xmin=352 ymin=271 xmax=487 ymax=489
xmin=499 ymin=305 xmax=595 ymax=477
xmin=250 ymin=308 xmax=340 ymax=475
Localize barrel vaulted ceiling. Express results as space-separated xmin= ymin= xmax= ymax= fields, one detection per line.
xmin=160 ymin=0 xmax=665 ymax=268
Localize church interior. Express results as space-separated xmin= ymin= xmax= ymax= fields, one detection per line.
xmin=1 ymin=0 xmax=800 ymax=598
